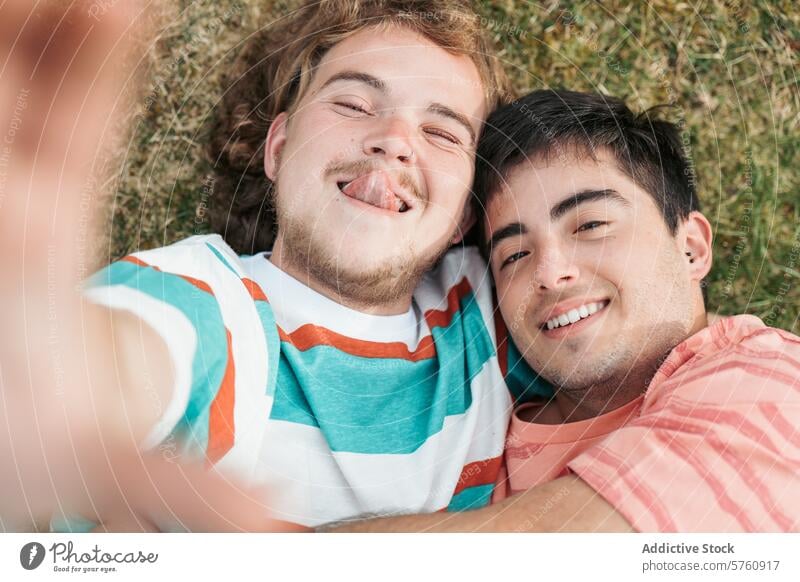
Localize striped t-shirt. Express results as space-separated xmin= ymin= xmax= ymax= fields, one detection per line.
xmin=84 ymin=234 xmax=549 ymax=528
xmin=504 ymin=315 xmax=800 ymax=532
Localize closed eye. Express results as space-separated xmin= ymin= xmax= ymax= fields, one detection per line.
xmin=424 ymin=127 xmax=460 ymax=145
xmin=575 ymin=220 xmax=608 ymax=233
xmin=333 ymin=101 xmax=371 ymax=116
xmin=500 ymin=251 xmax=530 ymax=269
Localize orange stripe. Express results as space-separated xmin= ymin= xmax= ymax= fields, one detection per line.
xmin=637 ymin=417 xmax=796 ymax=530
xmin=121 ymin=255 xmax=159 ymax=270
xmin=120 ymin=255 xmax=214 ymax=295
xmin=759 ymin=402 xmax=800 ymax=447
xmin=206 ymin=329 xmax=236 ymax=466
xmin=278 ymin=324 xmax=437 ymax=362
xmin=424 ymin=277 xmax=473 ymax=329
xmin=749 ymin=327 xmax=800 ymax=346
xmin=493 ymin=296 xmax=509 ymax=378
xmin=584 ymin=446 xmax=678 ymax=531
xmin=242 ymin=277 xmax=269 ymax=302
xmin=677 ymin=360 xmax=800 ymax=393
xmin=709 ymin=436 xmax=794 ymax=531
xmin=662 ymin=401 xmax=799 ymax=465
xmin=731 ymin=345 xmax=800 ymax=375
xmin=638 ymin=413 xmax=800 ymax=473
xmin=653 ymin=430 xmax=755 ymax=530
xmin=275 ymin=278 xmax=474 ymax=361
xmin=685 ymin=418 xmax=793 ymax=529
xmin=178 ymin=274 xmax=214 ymax=295
xmin=452 ymin=455 xmax=503 ymax=496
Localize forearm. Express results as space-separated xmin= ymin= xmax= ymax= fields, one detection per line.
xmin=327 ymin=476 xmax=634 ymax=533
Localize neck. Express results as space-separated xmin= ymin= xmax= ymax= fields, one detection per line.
xmin=554 ymin=308 xmax=710 ymax=422
xmin=269 ymin=238 xmax=413 ymax=316
xmin=553 ymin=387 xmax=641 ymax=423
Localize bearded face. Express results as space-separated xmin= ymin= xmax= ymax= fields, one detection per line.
xmin=264 ymin=26 xmax=486 ymax=312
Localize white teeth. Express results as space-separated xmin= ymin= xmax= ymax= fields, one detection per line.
xmin=544 ymin=300 xmax=608 ymax=330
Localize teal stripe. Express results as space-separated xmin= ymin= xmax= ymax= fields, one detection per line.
xmin=269 ymin=289 xmax=495 ymax=454
xmin=206 ymin=242 xmax=239 ymax=276
xmin=90 ymin=260 xmax=229 ymax=457
xmin=254 ymin=301 xmax=281 ymax=397
xmin=50 ymin=514 xmax=97 ymax=533
xmin=447 ymin=483 xmax=494 ymax=511
xmin=505 ymin=338 xmax=554 ymax=403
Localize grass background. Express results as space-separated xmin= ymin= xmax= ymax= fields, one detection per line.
xmin=96 ymin=0 xmax=799 ymax=333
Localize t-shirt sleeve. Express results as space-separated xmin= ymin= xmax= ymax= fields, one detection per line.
xmin=567 ymin=331 xmax=800 ymax=532
xmin=85 ymin=252 xmax=230 ymax=452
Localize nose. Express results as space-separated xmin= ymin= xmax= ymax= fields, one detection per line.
xmin=531 ymin=242 xmax=579 ymax=291
xmin=362 ymin=115 xmax=415 ymax=163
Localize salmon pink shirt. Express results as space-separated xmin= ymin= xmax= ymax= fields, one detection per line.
xmin=502 ymin=315 xmax=800 ymax=532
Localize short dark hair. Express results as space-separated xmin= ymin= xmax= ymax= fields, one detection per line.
xmin=474 ymin=89 xmax=700 ymax=249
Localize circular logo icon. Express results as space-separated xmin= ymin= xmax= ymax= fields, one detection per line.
xmin=20 ymin=542 xmax=46 ymax=570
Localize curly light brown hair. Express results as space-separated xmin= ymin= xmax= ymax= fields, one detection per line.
xmin=207 ymin=0 xmax=512 ymax=255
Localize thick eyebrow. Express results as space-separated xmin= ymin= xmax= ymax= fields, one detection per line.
xmin=427 ymin=102 xmax=477 ymax=145
xmin=550 ymin=189 xmax=630 ymax=221
xmin=319 ymin=74 xmax=475 ymax=145
xmin=488 ymin=222 xmax=528 ymax=254
xmin=319 ymin=70 xmax=388 ymax=94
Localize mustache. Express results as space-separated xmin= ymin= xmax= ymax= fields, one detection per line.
xmin=324 ymin=159 xmax=425 ymax=206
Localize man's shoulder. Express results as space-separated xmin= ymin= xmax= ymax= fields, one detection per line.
xmin=417 ymin=246 xmax=490 ymax=299
xmin=697 ymin=314 xmax=800 ymax=361
xmin=89 ymin=234 xmax=251 ymax=292
xmin=648 ymin=314 xmax=800 ymax=406
xmin=121 ymin=234 xmax=244 ymax=277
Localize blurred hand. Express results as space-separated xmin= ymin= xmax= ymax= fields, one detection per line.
xmin=0 ymin=0 xmax=292 ymax=532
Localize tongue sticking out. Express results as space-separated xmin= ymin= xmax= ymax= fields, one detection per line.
xmin=340 ymin=172 xmax=403 ymax=212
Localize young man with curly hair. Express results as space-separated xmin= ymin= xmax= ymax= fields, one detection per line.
xmin=53 ymin=0 xmax=551 ymax=531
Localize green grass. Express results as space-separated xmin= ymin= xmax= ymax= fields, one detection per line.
xmin=97 ymin=0 xmax=799 ymax=333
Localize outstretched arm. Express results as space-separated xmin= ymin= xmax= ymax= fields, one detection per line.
xmin=0 ymin=0 xmax=287 ymax=533
xmin=325 ymin=475 xmax=633 ymax=532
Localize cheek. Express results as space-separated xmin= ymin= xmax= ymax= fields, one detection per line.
xmin=496 ymin=275 xmax=537 ymax=337
xmin=287 ymin=113 xmax=356 ymax=162
xmin=423 ymin=152 xmax=473 ymax=202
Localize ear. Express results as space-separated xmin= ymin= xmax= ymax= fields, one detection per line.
xmin=451 ymin=202 xmax=476 ymax=245
xmin=264 ymin=112 xmax=289 ymax=181
xmin=681 ymin=211 xmax=713 ymax=282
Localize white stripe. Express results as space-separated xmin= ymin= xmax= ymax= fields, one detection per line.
xmin=241 ymin=248 xmax=494 ymax=350
xmin=416 ymin=247 xmax=498 ymax=345
xmin=246 ymin=360 xmax=510 ymax=527
xmin=241 ymin=253 xmax=428 ymax=349
xmin=83 ymin=286 xmax=195 ymax=450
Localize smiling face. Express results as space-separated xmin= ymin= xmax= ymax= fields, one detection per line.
xmin=266 ymin=25 xmax=487 ymax=313
xmin=486 ymin=152 xmax=712 ymax=414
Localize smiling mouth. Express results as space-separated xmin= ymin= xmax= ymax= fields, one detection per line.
xmin=541 ymin=300 xmax=610 ymax=331
xmin=337 ymin=174 xmax=411 ymax=213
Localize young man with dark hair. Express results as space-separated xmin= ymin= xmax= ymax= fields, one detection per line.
xmin=336 ymin=90 xmax=799 ymax=532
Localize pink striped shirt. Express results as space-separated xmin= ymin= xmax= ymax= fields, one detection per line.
xmin=504 ymin=315 xmax=800 ymax=532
